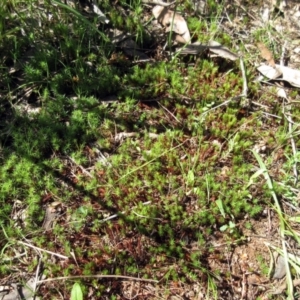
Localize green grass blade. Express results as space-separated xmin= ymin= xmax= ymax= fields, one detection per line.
xmin=252 ymin=150 xmax=294 ymax=298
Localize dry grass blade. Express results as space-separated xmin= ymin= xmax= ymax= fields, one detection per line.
xmin=257 ymin=42 xmax=275 ymax=67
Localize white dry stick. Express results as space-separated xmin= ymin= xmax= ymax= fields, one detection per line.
xmin=240 ymin=57 xmax=248 ymax=97
xmin=18 ymin=241 xmax=68 ymax=259
xmin=67 ymin=156 xmax=93 ymax=178
xmin=92 ymin=3 xmax=109 ymax=24
xmin=158 ymin=102 xmax=180 ymax=123
xmin=70 ymin=250 xmax=80 ymax=267
xmin=262 ymin=111 xmax=282 ymax=120
xmin=277 ymin=182 xmax=300 ymax=193
xmin=142 ymin=0 xmax=176 ymax=7
xmin=239 ymin=56 xmax=250 ymax=108
xmin=37 ymin=274 xmax=158 ymax=284
xmin=280 ymin=41 xmax=287 ymax=66
xmin=114 ymin=132 xmax=137 ymax=143
xmin=97 ymin=150 xmax=112 ymax=167
xmin=32 ymin=256 xmax=43 ymax=295
xmin=132 ymin=210 xmax=162 ymax=220
xmin=241 ymin=272 xmax=247 ymax=299
xmin=101 ymin=201 xmax=151 ymax=222
xmin=200 ymin=98 xmax=232 ymax=117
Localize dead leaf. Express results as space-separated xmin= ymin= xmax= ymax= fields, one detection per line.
xmin=176 ymin=40 xmax=238 ymax=60
xmin=257 ymin=64 xmax=282 ymax=80
xmin=271 ymin=278 xmax=300 ymax=295
xmin=273 ymin=255 xmax=286 ymax=279
xmin=257 ymin=64 xmax=300 ymax=88
xmin=257 ymin=42 xmax=275 ymax=67
xmin=276 ymin=87 xmax=287 ymax=99
xmin=207 ymin=40 xmax=239 ymax=61
xmin=152 ymin=5 xmax=191 ymax=44
xmin=247 ymin=273 xmax=263 ymax=285
xmin=176 ymin=42 xmax=207 ymax=54
xmin=279 ymin=65 xmax=300 ymax=88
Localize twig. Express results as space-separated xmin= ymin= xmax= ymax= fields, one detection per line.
xmin=276 ymin=182 xmax=300 ymax=193
xmin=262 ymin=111 xmax=282 ymax=119
xmin=282 ymin=200 xmax=300 ymax=213
xmin=101 ymin=201 xmax=151 ymax=222
xmin=280 ymin=41 xmax=287 ymax=66
xmin=283 ymin=113 xmax=297 ymax=124
xmin=200 ymin=97 xmax=236 ymax=116
xmin=158 ymin=102 xmax=180 ymax=123
xmin=241 ymin=272 xmax=247 ymax=299
xmin=18 ymin=241 xmax=68 ymax=259
xmin=37 ymin=274 xmax=158 ymax=284
xmin=132 ymin=210 xmax=162 ymax=221
xmin=142 ymin=0 xmax=176 ymax=7
xmin=67 ymin=156 xmax=93 ymax=178
xmin=240 ymin=57 xmax=248 ymax=97
xmin=267 ymin=207 xmax=272 ymax=236
xmin=271 ymin=278 xmax=300 ymax=295
xmin=251 ymin=101 xmax=270 ymax=109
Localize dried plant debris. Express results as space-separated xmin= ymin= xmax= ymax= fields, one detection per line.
xmin=142 ymin=0 xmax=175 ymax=6
xmin=42 ymin=201 xmax=63 ymax=231
xmin=114 ymin=132 xmax=137 ymax=143
xmin=276 ymin=87 xmax=287 ymax=99
xmin=176 ymin=41 xmax=208 ymax=55
xmin=177 ymin=40 xmax=239 ymax=60
xmin=91 ymin=3 xmax=109 ymax=23
xmin=66 ymin=0 xmax=109 ymax=23
xmin=108 ymin=29 xmax=149 ymax=60
xmin=257 ymin=64 xmax=300 ymax=87
xmin=207 ymin=40 xmax=239 ymax=61
xmin=119 ymin=38 xmax=150 ymax=60
xmin=152 ymin=5 xmax=191 ymax=44
xmin=257 ymin=42 xmax=275 ymax=67
xmin=257 ymin=64 xmax=283 ymax=80
xmin=0 ymin=276 xmax=44 ymax=300
xmin=272 ymin=255 xmax=286 ymax=279
xmin=108 ymin=29 xmax=133 ymax=45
